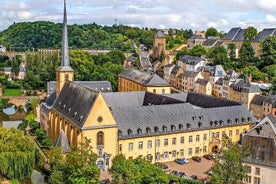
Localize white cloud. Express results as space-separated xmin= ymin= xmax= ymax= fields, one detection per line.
xmin=266 ymin=14 xmax=276 ymax=22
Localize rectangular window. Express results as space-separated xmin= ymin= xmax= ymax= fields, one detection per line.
xmin=172 ymin=150 xmax=176 ymax=158
xmin=196 ymin=135 xmax=200 ymax=142
xmin=163 ymin=152 xmax=168 ymax=159
xmin=164 ymin=139 xmax=168 ymax=146
xmin=244 ymin=176 xmax=251 ymax=183
xmin=180 ymin=149 xmax=184 ymax=157
xmin=119 ymin=144 xmax=122 ymax=152
xmin=229 ymin=130 xmax=233 ymax=137
xmin=203 ymin=134 xmax=207 ymax=141
xmin=212 ymin=132 xmax=215 ymax=138
xmin=222 ymin=131 xmax=226 ymax=137
xmin=236 ymin=129 xmax=240 ymax=136
xmin=253 ymin=177 xmax=260 ymax=184
xmin=245 ymin=166 xmax=251 ymax=173
xmin=216 ymin=132 xmax=220 ymax=138
xmin=138 ymin=141 xmax=143 ymax=149
xmin=147 ymin=140 xmax=152 ymax=149
xmin=203 ymin=146 xmax=207 ymax=153
xmin=156 ymin=152 xmax=160 ymax=160
xmin=255 ymin=167 xmax=260 ymax=175
xmin=188 ymin=148 xmax=192 ymax=156
xmin=195 ymin=147 xmax=199 ymax=155
xmin=189 ymin=136 xmax=193 ymax=143
xmin=180 ymin=136 xmax=184 ymax=144
xmin=129 ymin=143 xmax=133 ymax=151
xmin=172 ymin=138 xmax=176 ymax=145
xmin=156 ymin=139 xmax=160 ymax=148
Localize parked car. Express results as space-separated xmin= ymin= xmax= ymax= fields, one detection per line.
xmin=175 ymin=158 xmax=189 ymax=165
xmin=192 ymin=156 xmax=201 ymax=162
xmin=203 ymin=154 xmax=212 ymax=160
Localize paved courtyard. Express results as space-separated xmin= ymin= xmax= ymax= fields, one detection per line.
xmin=164 ymin=158 xmax=214 ymax=178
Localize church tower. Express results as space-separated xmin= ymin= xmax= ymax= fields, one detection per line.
xmin=56 ymin=0 xmax=74 ymax=96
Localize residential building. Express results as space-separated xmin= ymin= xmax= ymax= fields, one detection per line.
xmin=163 ymin=63 xmax=175 ymax=83
xmin=213 ymin=78 xmax=223 ymax=98
xmin=250 ymin=95 xmax=276 ymax=120
xmin=229 ymin=79 xmax=262 ymax=110
xmin=222 ymin=70 xmax=239 ymax=99
xmin=195 ymin=78 xmax=212 ymax=96
xmin=118 ymin=68 xmax=171 ymax=94
xmin=170 ymin=66 xmax=184 ymax=88
xmin=242 ymin=114 xmax=276 ymax=184
xmin=177 ymin=71 xmax=203 ymax=92
xmin=187 ymin=31 xmax=206 ymax=49
xmin=178 ymin=55 xmax=206 ymax=72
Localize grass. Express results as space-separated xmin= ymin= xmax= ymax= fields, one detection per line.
xmin=3 ymin=89 xmax=23 ymax=96
xmin=10 ymin=179 xmax=20 ymax=184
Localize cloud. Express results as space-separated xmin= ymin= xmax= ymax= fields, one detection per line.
xmin=0 ymin=0 xmax=275 ymax=32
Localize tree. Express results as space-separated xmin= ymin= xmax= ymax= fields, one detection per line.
xmin=210 ymin=136 xmax=250 ymax=184
xmin=48 ymin=137 xmax=100 ymax=184
xmin=239 ymin=41 xmax=255 ymax=66
xmin=0 ymin=127 xmax=35 ymax=180
xmin=228 ymin=43 xmax=236 ymax=61
xmin=205 ymin=27 xmax=218 ymax=38
xmin=190 ymin=45 xmax=207 ymax=57
xmin=106 ymin=50 xmax=126 ymax=65
xmin=243 ymin=26 xmax=258 ymax=42
xmin=261 ymin=36 xmax=276 ymax=65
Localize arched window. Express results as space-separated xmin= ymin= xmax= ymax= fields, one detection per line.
xmin=186 ymin=123 xmax=191 ymax=129
xmin=128 ymin=129 xmax=133 ymax=136
xmin=154 ymin=126 xmax=159 ymax=133
xmin=97 ymin=132 xmax=104 ymax=146
xmin=171 ymin=125 xmax=176 ymax=131
xmin=179 ymin=124 xmax=183 ymax=130
xmin=198 ymin=122 xmax=202 ymax=128
xmin=137 ymin=128 xmax=142 ymax=135
xmin=65 ymin=74 xmax=69 ymax=80
xmin=235 ymin=118 xmax=240 ymax=123
xmin=227 ymin=119 xmax=232 ymax=124
xmin=118 ymin=130 xmax=122 ymax=137
xmin=163 ymin=126 xmax=167 ymax=132
xmin=146 ymin=127 xmax=151 ymax=134
xmin=210 ymin=121 xmax=214 ymax=127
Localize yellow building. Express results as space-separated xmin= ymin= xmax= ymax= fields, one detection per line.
xmin=195 ymin=78 xmax=212 ymax=96
xmin=118 ymin=68 xmax=171 ymax=94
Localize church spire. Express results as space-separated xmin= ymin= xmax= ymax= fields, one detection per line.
xmin=56 ymin=0 xmax=74 ymax=96
xmin=61 ymin=0 xmax=70 ymax=67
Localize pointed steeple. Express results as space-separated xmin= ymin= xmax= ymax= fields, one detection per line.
xmin=56 ymin=0 xmax=74 ymax=96
xmin=59 ymin=0 xmax=73 ymax=71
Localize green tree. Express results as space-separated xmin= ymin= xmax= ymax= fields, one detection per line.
xmin=205 ymin=27 xmax=218 ymax=38
xmin=106 ymin=50 xmax=126 ymax=65
xmin=190 ymin=45 xmax=207 ymax=57
xmin=261 ymin=36 xmax=276 ymax=65
xmin=239 ymin=41 xmax=255 ymax=66
xmin=243 ymin=26 xmax=258 ymax=42
xmin=0 ymin=127 xmax=35 ymax=180
xmin=176 ymin=49 xmax=191 ymax=60
xmin=48 ymin=137 xmax=100 ymax=184
xmin=228 ymin=43 xmax=236 ymax=61
xmin=210 ymin=136 xmax=250 ymax=184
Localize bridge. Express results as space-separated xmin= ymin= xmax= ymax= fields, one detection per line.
xmin=0 ymin=96 xmax=31 ymax=107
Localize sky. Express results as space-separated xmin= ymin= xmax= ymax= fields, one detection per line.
xmin=0 ymin=0 xmax=276 ymax=32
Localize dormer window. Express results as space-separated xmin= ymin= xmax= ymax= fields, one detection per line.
xmin=171 ymin=125 xmax=176 ymax=131
xmin=186 ymin=123 xmax=191 ymax=129
xmin=214 ymin=121 xmax=218 ymax=126
xmin=79 ymin=115 xmax=83 ymax=122
xmin=154 ymin=126 xmax=159 ymax=133
xmin=163 ymin=126 xmax=167 ymax=132
xmin=210 ymin=121 xmax=214 ymax=127
xmin=235 ymin=118 xmax=240 ymax=123
xmin=241 ymin=117 xmax=246 ymax=122
xmin=62 ymin=104 xmax=66 ymax=109
xmin=118 ymin=130 xmax=122 ymax=137
xmin=128 ymin=129 xmax=133 ymax=136
xmin=73 ymin=112 xmax=78 ymax=118
xmin=146 ymin=127 xmax=151 ymax=134
xmin=137 ymin=128 xmax=142 ymax=135
xmin=219 ymin=120 xmax=223 ymax=126
xmin=67 ymin=108 xmax=71 ymax=113
xmin=179 ymin=124 xmax=183 ymax=130
xmin=198 ymin=122 xmax=202 ymax=128
xmin=58 ymin=102 xmax=61 ymax=106
xmin=227 ymin=119 xmax=232 ymax=124
xmin=248 ymin=117 xmax=252 ymax=122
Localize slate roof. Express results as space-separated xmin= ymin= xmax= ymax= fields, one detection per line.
xmin=103 ymin=91 xmax=184 ymax=109
xmin=188 ymin=35 xmax=204 ymax=40
xmin=245 ymin=114 xmax=276 ymax=141
xmin=186 ymin=92 xmax=241 ymax=108
xmin=213 ymin=65 xmax=226 ymax=77
xmin=53 ymin=81 xmax=99 ymax=129
xmin=222 ymin=27 xmax=244 ymax=41
xmin=41 ymin=92 xmax=57 ymax=113
xmin=231 ymin=79 xmax=261 ymax=93
xmin=171 ymin=66 xmax=181 ymax=75
xmin=119 ymin=68 xmax=169 ymax=86
xmin=196 ymin=78 xmax=209 ymax=85
xmin=162 ymin=92 xmax=188 ymax=102
xmin=202 ymin=39 xmax=218 ymax=47
xmin=179 ymin=55 xmax=205 ymax=65
xmin=215 ymin=78 xmax=223 ymax=85
xmin=251 ymin=95 xmax=276 ymax=107
xmin=155 ymin=30 xmax=165 ymax=38
xmin=54 ymin=130 xmax=71 ymax=153
xmin=47 ymin=81 xmax=112 ymax=94
xmin=254 ymin=28 xmax=276 ymax=42
xmin=178 ymin=71 xmax=199 ymax=78
xmin=114 ymin=102 xmax=256 ymax=138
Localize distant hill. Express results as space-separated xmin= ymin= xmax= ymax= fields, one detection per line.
xmin=0 ymin=21 xmax=192 ymax=52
